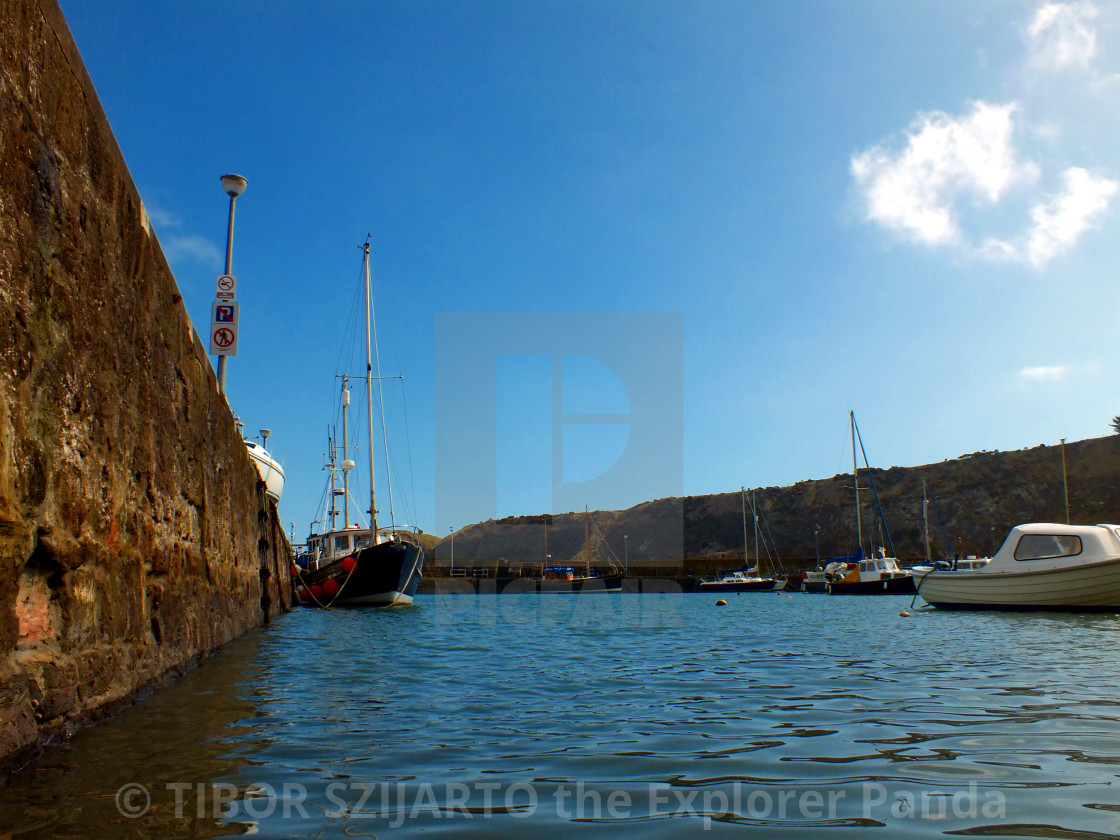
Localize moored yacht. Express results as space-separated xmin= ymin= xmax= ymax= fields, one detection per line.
xmin=700 ymin=569 xmax=777 ymax=593
xmin=700 ymin=487 xmax=778 ymax=593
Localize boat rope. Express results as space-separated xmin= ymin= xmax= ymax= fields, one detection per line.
xmin=368 ymin=262 xmax=397 ymax=534
xmin=853 ymin=416 xmax=897 ymax=558
xmin=908 ymin=568 xmax=936 ymax=611
xmin=291 ymin=555 xmax=363 ymax=610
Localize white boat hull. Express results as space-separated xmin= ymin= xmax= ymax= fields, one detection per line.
xmin=917 ymin=555 xmax=1120 ymax=610
xmin=337 ymin=590 xmax=414 ymax=607
xmin=246 ymin=443 xmax=285 ymax=504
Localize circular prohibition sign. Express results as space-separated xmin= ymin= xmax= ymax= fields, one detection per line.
xmin=213 ymin=327 xmax=235 ymax=348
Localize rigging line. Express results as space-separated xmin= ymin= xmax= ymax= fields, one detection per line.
xmin=745 ymin=492 xmax=764 ymax=565
xmin=373 ymin=379 xmax=417 ymax=530
xmin=334 ymin=261 xmax=366 ymax=381
xmin=368 ymin=259 xmax=396 ymax=531
xmin=762 ymin=518 xmax=784 ymax=572
xmin=398 ymin=378 xmax=419 ymax=528
xmin=590 ymin=515 xmax=621 ymax=565
xmin=852 ymin=415 xmax=896 ymax=558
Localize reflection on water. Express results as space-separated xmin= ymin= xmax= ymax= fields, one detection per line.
xmin=3 ymin=594 xmax=1120 ymax=838
xmin=0 ymin=632 xmax=269 ymax=837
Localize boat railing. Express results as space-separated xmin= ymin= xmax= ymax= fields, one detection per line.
xmin=376 ymin=524 xmax=424 ymax=546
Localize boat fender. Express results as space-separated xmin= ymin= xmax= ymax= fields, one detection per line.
xmin=322 ymin=579 xmax=341 ymax=597
xmin=715 ymin=599 xmax=728 ymax=606
xmin=289 ymin=564 xmax=299 ymax=577
xmin=342 ymin=556 xmax=358 ymax=573
xmin=296 ymin=588 xmax=310 ymax=602
xmin=310 ymin=584 xmax=324 ymax=601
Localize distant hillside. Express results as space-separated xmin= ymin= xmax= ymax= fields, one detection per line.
xmin=432 ymin=436 xmax=1120 ymax=574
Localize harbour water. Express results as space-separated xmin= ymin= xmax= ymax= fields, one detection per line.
xmin=3 ymin=592 xmax=1120 ymax=838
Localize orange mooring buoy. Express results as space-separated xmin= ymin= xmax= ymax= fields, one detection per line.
xmin=900 ymin=610 xmax=910 ymax=617
xmin=715 ymin=599 xmax=728 ymax=606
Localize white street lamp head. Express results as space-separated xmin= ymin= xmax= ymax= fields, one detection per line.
xmin=221 ymin=173 xmax=248 ymax=197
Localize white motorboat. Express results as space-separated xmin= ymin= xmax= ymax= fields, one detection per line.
xmin=915 ymin=523 xmax=1120 ymax=610
xmin=245 ymin=439 xmax=285 ymax=504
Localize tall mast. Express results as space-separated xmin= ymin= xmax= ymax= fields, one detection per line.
xmin=585 ymin=506 xmax=591 ymax=568
xmin=341 ymin=376 xmax=350 ymax=528
xmin=363 ymin=242 xmax=377 ymax=538
xmin=327 ymin=427 xmax=338 ymax=532
xmin=740 ymin=487 xmax=748 ymax=567
xmin=752 ymin=490 xmax=759 ymax=574
xmin=851 ymin=411 xmax=863 ymax=556
xmin=922 ymin=477 xmax=931 ymax=564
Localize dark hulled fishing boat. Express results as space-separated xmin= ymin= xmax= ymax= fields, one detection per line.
xmin=300 ymin=526 xmax=423 ymax=607
xmin=293 ymin=242 xmax=424 ymax=607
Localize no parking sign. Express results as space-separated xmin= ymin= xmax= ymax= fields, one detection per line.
xmin=210 ymin=301 xmax=239 ymax=355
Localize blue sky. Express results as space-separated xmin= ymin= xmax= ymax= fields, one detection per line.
xmin=59 ymin=1 xmax=1120 ymax=540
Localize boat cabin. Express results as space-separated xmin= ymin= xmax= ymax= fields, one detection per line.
xmin=304 ymin=525 xmax=373 ymax=570
xmin=839 ymin=555 xmax=909 ymax=583
xmin=984 ymin=523 xmax=1120 ymax=572
xmin=543 ymin=566 xmax=577 ymax=581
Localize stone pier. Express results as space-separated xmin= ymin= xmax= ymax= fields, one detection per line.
xmin=0 ymin=0 xmax=291 ymax=773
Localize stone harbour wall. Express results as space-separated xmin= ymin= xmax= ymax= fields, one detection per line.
xmin=0 ymin=0 xmax=290 ymax=773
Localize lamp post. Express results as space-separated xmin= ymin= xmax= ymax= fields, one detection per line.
xmin=216 ymin=173 xmax=247 ymax=396
xmin=449 ymin=527 xmax=454 ymax=573
xmin=624 ymin=534 xmax=628 ymax=573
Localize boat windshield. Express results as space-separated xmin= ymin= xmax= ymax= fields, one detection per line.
xmin=1014 ymin=534 xmax=1082 ymax=561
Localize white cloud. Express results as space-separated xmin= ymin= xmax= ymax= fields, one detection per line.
xmin=145 ymin=203 xmax=181 ymax=229
xmin=1025 ymin=167 xmax=1118 ymax=265
xmin=1025 ymin=2 xmax=1098 ymax=72
xmin=982 ymin=167 xmax=1118 ymax=268
xmin=851 ymin=101 xmax=1035 ymax=247
xmin=1018 ymin=365 xmax=1069 ymax=382
xmin=161 ymin=234 xmax=222 ymax=266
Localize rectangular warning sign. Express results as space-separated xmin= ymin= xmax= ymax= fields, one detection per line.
xmin=209 ymin=301 xmax=239 ymax=355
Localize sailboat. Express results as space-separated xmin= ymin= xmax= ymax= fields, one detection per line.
xmin=700 ymin=488 xmax=777 ymax=592
xmin=827 ymin=412 xmax=914 ymax=595
xmin=294 ymin=242 xmax=424 ymax=607
xmin=523 ymin=508 xmax=624 ymax=593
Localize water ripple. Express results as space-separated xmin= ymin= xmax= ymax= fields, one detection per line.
xmin=3 ymin=594 xmax=1120 ymax=838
